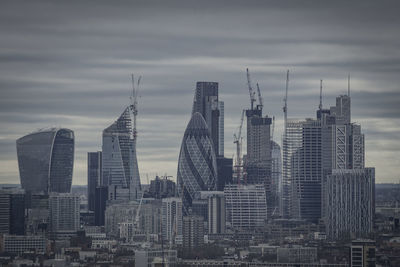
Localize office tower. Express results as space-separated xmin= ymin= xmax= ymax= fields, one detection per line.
xmin=87 ymin=151 xmax=102 ymax=212
xmin=290 ymin=119 xmax=322 ymax=223
xmin=207 ymin=191 xmax=225 ymax=234
xmin=177 ymin=112 xmax=217 ymax=214
xmin=191 ymin=199 xmax=208 ymax=221
xmin=281 ymin=120 xmax=303 ymax=218
xmin=102 ymin=107 xmax=141 ymax=200
xmin=2 ymin=235 xmax=47 ymax=255
xmin=192 ymin=81 xmax=220 ymax=155
xmin=94 ymin=186 xmax=108 ymax=226
xmin=16 ymin=128 xmax=74 ymax=193
xmin=162 ymin=197 xmax=183 ymax=244
xmin=0 ymin=190 xmax=25 ymax=235
xmin=218 ymin=101 xmax=224 ymax=156
xmin=183 ymin=215 xmax=204 ymax=249
xmin=139 ymin=199 xmax=162 ymax=237
xmin=271 ymin=141 xmax=282 ymax=212
xmin=325 ymin=168 xmax=375 ymax=240
xmin=147 ymin=176 xmax=176 ymax=199
xmin=224 ymin=184 xmax=267 ymax=230
xmin=351 ymin=239 xmax=376 ymax=267
xmin=216 ymin=157 xmax=233 ymax=191
xmin=49 ymin=193 xmax=80 ymax=239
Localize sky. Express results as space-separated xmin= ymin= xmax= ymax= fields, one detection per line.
xmin=0 ymin=0 xmax=399 ymax=185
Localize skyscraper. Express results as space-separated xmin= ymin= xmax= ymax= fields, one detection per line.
xmin=0 ymin=189 xmax=25 ymax=235
xmin=183 ymin=215 xmax=204 ymax=249
xmin=218 ymin=101 xmax=224 ymax=157
xmin=102 ymin=107 xmax=141 ymax=200
xmin=325 ymin=168 xmax=375 ymax=240
xmin=16 ymin=128 xmax=74 ymax=194
xmin=87 ymin=151 xmax=102 ymax=212
xmin=49 ymin=193 xmax=80 ymax=239
xmin=271 ymin=141 xmax=282 ymax=215
xmin=177 ymin=112 xmax=217 ymax=214
xmin=162 ymin=197 xmax=183 ymax=244
xmin=192 ymin=82 xmax=220 ymax=155
xmin=207 ymin=191 xmax=226 ymax=234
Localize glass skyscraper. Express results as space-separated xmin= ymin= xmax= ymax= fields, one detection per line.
xmin=102 ymin=107 xmax=141 ymax=200
xmin=177 ymin=112 xmax=217 ymax=214
xmin=16 ymin=128 xmax=74 ymax=194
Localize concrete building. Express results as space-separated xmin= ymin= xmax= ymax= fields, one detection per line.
xmin=87 ymin=151 xmax=102 ymax=212
xmin=147 ymin=176 xmax=176 ymax=199
xmin=0 ymin=189 xmax=25 ymax=235
xmin=105 ymin=201 xmax=139 ymax=238
xmin=351 ymin=239 xmax=376 ymax=267
xmin=224 ymin=184 xmax=267 ymax=230
xmin=49 ymin=193 xmax=80 ymax=239
xmin=1 ymin=235 xmax=47 ymax=255
xmin=135 ymin=249 xmax=177 ymax=267
xmin=16 ymin=128 xmax=74 ymax=194
xmin=183 ymin=215 xmax=204 ymax=249
xmin=277 ymin=246 xmax=318 ymax=263
xmin=207 ymin=191 xmax=226 ymax=234
xmin=162 ymin=197 xmax=183 ymax=245
xmin=325 ymin=168 xmax=375 ymax=240
xmin=102 ymin=106 xmax=141 ymax=201
xmin=25 ymin=192 xmax=49 ymax=235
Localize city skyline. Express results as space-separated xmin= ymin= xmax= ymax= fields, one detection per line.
xmin=1 ymin=0 xmax=399 ymax=185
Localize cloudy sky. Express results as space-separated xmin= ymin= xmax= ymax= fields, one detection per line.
xmin=0 ymin=0 xmax=399 ymax=185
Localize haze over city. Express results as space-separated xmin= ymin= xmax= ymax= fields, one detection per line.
xmin=1 ymin=0 xmax=399 ymax=185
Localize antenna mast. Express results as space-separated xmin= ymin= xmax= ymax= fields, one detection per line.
xmin=348 ymin=74 xmax=350 ymax=97
xmin=246 ymin=68 xmax=256 ymax=110
xmin=319 ymin=79 xmax=323 ymax=110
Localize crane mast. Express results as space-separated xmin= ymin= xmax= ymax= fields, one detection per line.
xmin=319 ymin=79 xmax=323 ymax=111
xmin=130 ymin=74 xmax=141 ymax=142
xmin=256 ymin=83 xmax=263 ymax=109
xmin=233 ymin=110 xmax=245 ymax=183
xmin=283 ymin=70 xmax=289 ymax=134
xmin=246 ymin=68 xmax=256 ymax=110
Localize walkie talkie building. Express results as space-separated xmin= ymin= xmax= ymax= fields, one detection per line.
xmin=16 ymin=128 xmax=74 ymax=193
xmin=177 ymin=112 xmax=217 ymax=214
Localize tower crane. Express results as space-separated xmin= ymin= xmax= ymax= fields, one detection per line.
xmin=130 ymin=74 xmax=142 ymax=141
xmin=319 ymin=79 xmax=323 ymax=111
xmin=256 ymin=83 xmax=263 ymax=109
xmin=233 ymin=110 xmax=245 ymax=182
xmin=246 ymin=68 xmax=257 ymax=110
xmin=283 ymin=70 xmax=289 ymax=134
xmin=271 ymin=116 xmax=275 ymax=141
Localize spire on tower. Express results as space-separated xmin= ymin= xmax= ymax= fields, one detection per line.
xmin=319 ymin=79 xmax=323 ymax=110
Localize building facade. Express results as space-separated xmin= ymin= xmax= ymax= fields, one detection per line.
xmin=177 ymin=112 xmax=217 ymax=214
xmin=16 ymin=128 xmax=74 ymax=193
xmin=88 ymin=151 xmax=102 ymax=212
xmin=183 ymin=215 xmax=204 ymax=249
xmin=49 ymin=193 xmax=80 ymax=239
xmin=102 ymin=107 xmax=141 ymax=201
xmin=224 ymin=184 xmax=267 ymax=230
xmin=207 ymin=191 xmax=226 ymax=234
xmin=162 ymin=197 xmax=183 ymax=245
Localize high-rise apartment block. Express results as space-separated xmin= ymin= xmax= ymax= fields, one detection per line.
xmin=88 ymin=151 xmax=102 ymax=212
xmin=162 ymin=197 xmax=183 ymax=245
xmin=183 ymin=215 xmax=204 ymax=249
xmin=16 ymin=128 xmax=74 ymax=194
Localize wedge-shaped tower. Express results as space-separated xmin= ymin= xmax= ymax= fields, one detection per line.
xmin=177 ymin=112 xmax=217 ymax=214
xmin=16 ymin=128 xmax=74 ymax=193
xmin=102 ymin=107 xmax=141 ymax=200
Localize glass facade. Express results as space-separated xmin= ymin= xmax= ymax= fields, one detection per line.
xmin=102 ymin=107 xmax=141 ymax=200
xmin=177 ymin=112 xmax=217 ymax=215
xmin=16 ymin=128 xmax=74 ymax=193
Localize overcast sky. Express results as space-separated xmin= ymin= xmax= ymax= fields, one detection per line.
xmin=0 ymin=0 xmax=399 ymax=185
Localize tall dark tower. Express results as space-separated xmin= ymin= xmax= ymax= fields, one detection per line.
xmin=87 ymin=151 xmax=102 ymax=212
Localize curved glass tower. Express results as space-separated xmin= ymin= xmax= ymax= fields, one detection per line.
xmin=16 ymin=128 xmax=74 ymax=193
xmin=177 ymin=112 xmax=217 ymax=214
xmin=102 ymin=107 xmax=141 ymax=200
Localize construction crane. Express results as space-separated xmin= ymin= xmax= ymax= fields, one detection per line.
xmin=233 ymin=110 xmax=245 ymax=183
xmin=256 ymin=83 xmax=263 ymax=109
xmin=133 ymin=193 xmax=144 ymax=235
xmin=283 ymin=70 xmax=289 ymax=134
xmin=246 ymin=68 xmax=257 ymax=110
xmin=271 ymin=116 xmax=275 ymax=141
xmin=130 ymin=74 xmax=142 ymax=141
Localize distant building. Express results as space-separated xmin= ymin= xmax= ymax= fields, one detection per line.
xmin=162 ymin=197 xmax=183 ymax=244
xmin=87 ymin=151 xmax=102 ymax=212
xmin=105 ymin=201 xmax=139 ymax=238
xmin=207 ymin=191 xmax=225 ymax=234
xmin=183 ymin=215 xmax=204 ymax=249
xmin=0 ymin=189 xmax=25 ymax=235
xmin=25 ymin=192 xmax=49 ymax=235
xmin=135 ymin=249 xmax=177 ymax=267
xmin=147 ymin=176 xmax=176 ymax=199
xmin=351 ymin=239 xmax=376 ymax=267
xmin=102 ymin=107 xmax=141 ymax=200
xmin=177 ymin=112 xmax=217 ymax=214
xmin=271 ymin=141 xmax=282 ymax=215
xmin=277 ymin=246 xmax=318 ymax=263
xmin=94 ymin=186 xmax=108 ymax=226
xmin=16 ymin=128 xmax=74 ymax=193
xmin=192 ymin=81 xmax=220 ymax=156
xmin=218 ymin=101 xmax=224 ymax=157
xmin=49 ymin=193 xmax=80 ymax=239
xmin=325 ymin=168 xmax=375 ymax=240
xmin=1 ymin=235 xmax=47 ymax=255
xmin=216 ymin=156 xmax=233 ymax=191
xmin=224 ymin=184 xmax=267 ymax=230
